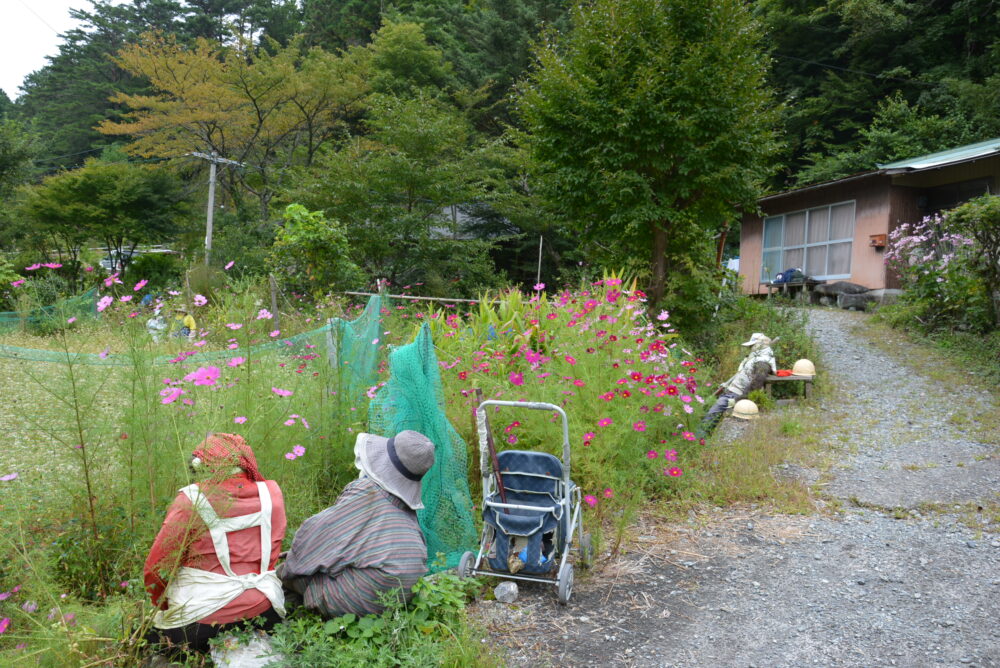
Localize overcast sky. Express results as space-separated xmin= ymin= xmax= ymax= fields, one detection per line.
xmin=1 ymin=0 xmax=127 ymax=101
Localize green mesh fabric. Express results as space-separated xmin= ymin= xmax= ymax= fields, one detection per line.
xmin=327 ymin=294 xmax=383 ymax=402
xmin=0 ymin=288 xmax=97 ymax=330
xmin=368 ymin=323 xmax=477 ymax=571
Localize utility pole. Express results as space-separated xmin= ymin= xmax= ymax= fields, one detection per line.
xmin=188 ymin=151 xmax=244 ymax=266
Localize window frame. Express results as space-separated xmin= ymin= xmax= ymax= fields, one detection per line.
xmin=761 ymin=200 xmax=856 ymax=282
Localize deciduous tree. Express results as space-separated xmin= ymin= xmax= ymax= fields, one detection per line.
xmin=516 ymin=0 xmax=780 ymax=311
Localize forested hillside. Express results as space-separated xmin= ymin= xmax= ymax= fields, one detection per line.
xmin=1 ymin=0 xmax=998 ymax=310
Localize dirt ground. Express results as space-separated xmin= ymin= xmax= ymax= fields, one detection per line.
xmin=469 ymin=309 xmax=1000 ymax=668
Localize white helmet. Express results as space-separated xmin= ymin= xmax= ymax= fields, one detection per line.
xmin=792 ymin=359 xmax=816 ymax=377
xmin=732 ymin=399 xmax=759 ymax=420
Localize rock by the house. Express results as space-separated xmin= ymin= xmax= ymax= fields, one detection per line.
xmin=813 ymin=281 xmax=870 ymax=296
xmin=837 ymin=292 xmax=876 ymax=310
xmin=866 ymin=288 xmax=903 ymax=305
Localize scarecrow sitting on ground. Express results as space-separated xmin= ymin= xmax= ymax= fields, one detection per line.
xmin=278 ymin=430 xmax=434 ymax=618
xmin=144 ymin=433 xmax=287 ymax=656
xmin=172 ymin=306 xmax=197 ymax=339
xmin=698 ymin=332 xmax=778 ymax=437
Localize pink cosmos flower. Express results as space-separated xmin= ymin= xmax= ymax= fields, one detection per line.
xmin=664 ymin=449 xmax=678 ymax=461
xmin=565 ymin=355 xmax=577 ymax=365
xmin=680 ymin=395 xmax=692 ymax=403
xmin=292 ymin=445 xmax=306 ymax=457
xmin=225 ymin=261 xmax=235 ymax=270
xmin=168 ymin=290 xmax=180 ymax=296
xmin=21 ymin=601 xmax=37 ymax=613
xmin=683 ymin=405 xmax=694 ymax=414
xmin=272 ymin=387 xmax=293 ymax=397
xmin=160 ymin=387 xmax=184 ymax=404
xmin=269 ymin=330 xmax=280 ymax=337
xmin=25 ymin=263 xmax=41 ymax=271
xmin=656 ymin=310 xmax=670 ymax=321
xmin=228 ymin=343 xmax=239 ymax=350
xmin=227 ymin=357 xmax=246 ymax=367
xmin=681 ymin=431 xmax=696 ymax=441
xmin=506 ymin=435 xmax=518 ymax=444
xmin=0 ymin=618 xmax=9 ymax=634
xmin=99 ymin=346 xmax=111 ymax=359
xmin=234 ymin=416 xmax=247 ymax=424
xmin=66 ymin=317 xmax=76 ymax=324
xmin=584 ymin=432 xmax=595 ymax=440
xmin=284 ymin=419 xmax=296 ymax=426
xmin=301 ymin=418 xmax=310 ymax=429
xmin=0 ymin=473 xmax=17 ymax=482
xmin=533 ymin=282 xmax=545 ymax=291
xmin=603 ymin=488 xmax=613 ymax=498
xmin=183 ymin=366 xmax=220 ymax=386
xmin=256 ymin=309 xmax=272 ymax=320
xmin=43 ymin=262 xmax=62 ymax=269
xmin=133 ymin=279 xmax=147 ymax=291
xmin=119 ymin=295 xmax=133 ymax=303
xmin=97 ymin=295 xmax=113 ymax=312
xmin=103 ymin=273 xmax=121 ymax=287
xmin=509 ymin=372 xmax=524 ymax=386
xmin=633 ymin=421 xmax=647 ymax=432
xmin=546 ymin=313 xmax=558 ymax=320
xmin=84 ymin=266 xmax=94 ymax=272
xmin=225 ymin=323 xmax=243 ymax=330
xmin=193 ymin=340 xmax=207 ymax=347
xmin=597 ymin=418 xmax=612 ymax=427
xmin=193 ymin=294 xmax=208 ymax=306
xmin=10 ymin=279 xmax=24 ymax=287
xmin=372 ymin=338 xmax=379 ymax=345
xmin=646 ymin=450 xmax=659 ymax=459
xmin=285 ymin=453 xmax=296 ymax=460
xmin=583 ymin=495 xmax=597 ymax=508
xmin=666 ymin=467 xmax=683 ymax=477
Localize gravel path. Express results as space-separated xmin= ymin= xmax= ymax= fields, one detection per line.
xmin=472 ymin=308 xmax=1000 ymax=668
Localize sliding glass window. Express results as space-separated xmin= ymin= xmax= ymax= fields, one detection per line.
xmin=761 ymin=201 xmax=855 ymax=282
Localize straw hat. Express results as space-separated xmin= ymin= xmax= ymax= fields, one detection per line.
xmin=354 ymin=431 xmax=436 ymax=510
xmin=732 ymin=399 xmax=760 ymax=420
xmin=792 ymin=359 xmax=816 ymax=377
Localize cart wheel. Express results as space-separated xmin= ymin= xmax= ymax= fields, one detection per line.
xmin=579 ymin=532 xmax=594 ymax=569
xmin=457 ymin=551 xmax=475 ymax=579
xmin=557 ymin=561 xmax=574 ymax=605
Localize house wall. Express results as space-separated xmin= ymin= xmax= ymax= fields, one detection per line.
xmin=739 ymin=175 xmax=893 ymax=293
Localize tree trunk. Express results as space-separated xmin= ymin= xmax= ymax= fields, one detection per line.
xmin=649 ymin=220 xmax=669 ymax=305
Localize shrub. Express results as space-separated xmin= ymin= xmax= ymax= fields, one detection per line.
xmin=128 ymin=253 xmax=183 ymax=294
xmin=884 ymin=212 xmax=991 ymax=332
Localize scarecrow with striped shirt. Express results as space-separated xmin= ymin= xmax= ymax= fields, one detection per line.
xmin=278 ymin=430 xmax=435 ymax=617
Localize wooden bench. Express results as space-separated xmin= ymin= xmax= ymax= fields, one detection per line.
xmin=764 ymin=374 xmax=813 ymax=402
xmin=761 ymin=279 xmax=827 ymax=301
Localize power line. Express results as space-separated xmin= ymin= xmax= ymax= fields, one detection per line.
xmin=14 ymin=0 xmax=60 ymax=34
xmin=773 ymin=53 xmax=937 ymax=87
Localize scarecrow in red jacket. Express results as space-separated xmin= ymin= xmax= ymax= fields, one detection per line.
xmin=144 ymin=433 xmax=287 ymax=654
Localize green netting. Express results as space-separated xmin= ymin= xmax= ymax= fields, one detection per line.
xmin=368 ymin=323 xmax=477 ymax=572
xmin=326 ymin=294 xmax=384 ymax=402
xmin=0 ymin=288 xmax=98 ymax=331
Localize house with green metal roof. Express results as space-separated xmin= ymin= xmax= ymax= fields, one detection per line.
xmin=739 ymin=137 xmax=1000 ymax=294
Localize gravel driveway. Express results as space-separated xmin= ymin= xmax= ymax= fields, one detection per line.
xmin=472 ymin=308 xmax=1000 ymax=667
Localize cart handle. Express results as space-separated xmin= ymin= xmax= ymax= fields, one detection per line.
xmin=475 ymin=400 xmax=571 ymax=483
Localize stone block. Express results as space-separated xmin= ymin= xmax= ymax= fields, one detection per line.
xmin=837 ymin=292 xmax=876 ymax=310
xmin=814 ymin=281 xmax=870 ymax=296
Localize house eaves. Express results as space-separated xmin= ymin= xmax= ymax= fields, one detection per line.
xmin=878 ymin=137 xmax=1000 ymax=173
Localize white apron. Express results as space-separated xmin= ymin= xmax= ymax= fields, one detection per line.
xmin=153 ymin=482 xmax=285 ymax=630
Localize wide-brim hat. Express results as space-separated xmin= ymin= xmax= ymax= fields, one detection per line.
xmin=354 ymin=430 xmax=435 ymax=510
xmin=741 ymin=332 xmax=778 ymax=347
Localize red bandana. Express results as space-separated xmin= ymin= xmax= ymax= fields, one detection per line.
xmin=192 ymin=433 xmax=264 ymax=482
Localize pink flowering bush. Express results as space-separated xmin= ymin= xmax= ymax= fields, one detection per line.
xmin=884 ymin=213 xmax=990 ymax=331
xmin=421 ymin=276 xmax=704 ymax=507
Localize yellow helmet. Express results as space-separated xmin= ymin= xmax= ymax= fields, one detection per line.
xmin=732 ymin=399 xmax=759 ymax=420
xmin=792 ymin=359 xmax=816 ymax=377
